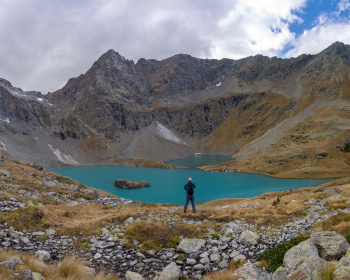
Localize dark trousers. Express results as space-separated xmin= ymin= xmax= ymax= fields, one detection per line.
xmin=184 ymin=195 xmax=196 ymax=213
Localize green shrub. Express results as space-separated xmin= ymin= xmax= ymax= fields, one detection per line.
xmin=345 ymin=232 xmax=350 ymax=244
xmin=257 ymin=236 xmax=309 ymax=273
xmin=210 ymin=233 xmax=221 ymax=240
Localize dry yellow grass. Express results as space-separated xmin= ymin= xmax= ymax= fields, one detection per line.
xmin=0 ymin=249 xmax=118 ymax=280
xmin=203 ymin=260 xmax=246 ymax=280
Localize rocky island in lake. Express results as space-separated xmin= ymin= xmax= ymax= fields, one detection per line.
xmin=114 ymin=179 xmax=151 ymax=189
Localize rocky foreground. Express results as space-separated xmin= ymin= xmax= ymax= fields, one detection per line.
xmin=1 ymin=155 xmax=350 ymax=279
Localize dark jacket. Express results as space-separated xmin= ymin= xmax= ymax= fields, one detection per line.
xmin=184 ymin=182 xmax=196 ymax=196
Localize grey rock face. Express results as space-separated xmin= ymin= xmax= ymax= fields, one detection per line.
xmin=291 ymin=255 xmax=327 ymax=280
xmin=177 ymin=239 xmax=205 ymax=254
xmin=158 ymin=262 xmax=181 ymax=280
xmin=333 ymin=265 xmax=350 ymax=280
xmin=310 ymin=231 xmax=349 ymax=260
xmin=283 ymin=240 xmax=319 ymax=273
xmin=273 ymin=266 xmax=288 ymax=280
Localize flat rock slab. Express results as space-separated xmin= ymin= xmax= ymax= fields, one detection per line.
xmin=115 ymin=179 xmax=151 ymax=189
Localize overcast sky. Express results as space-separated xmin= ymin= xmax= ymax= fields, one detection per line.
xmin=0 ymin=0 xmax=350 ymax=94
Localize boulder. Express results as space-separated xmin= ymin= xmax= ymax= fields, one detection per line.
xmin=158 ymin=262 xmax=181 ymax=280
xmin=17 ymin=269 xmax=33 ymax=280
xmin=177 ymin=238 xmax=205 ymax=254
xmin=125 ymin=271 xmax=144 ymax=280
xmin=288 ymin=255 xmax=327 ymax=280
xmin=114 ymin=179 xmax=151 ymax=189
xmin=83 ymin=266 xmax=95 ymax=276
xmin=233 ymin=262 xmax=273 ymax=280
xmin=35 ymin=250 xmax=51 ymax=262
xmin=238 ymin=230 xmax=260 ymax=246
xmin=83 ymin=189 xmax=100 ymax=198
xmin=0 ymin=257 xmax=24 ymax=269
xmin=283 ymin=240 xmax=318 ymax=273
xmin=310 ymin=231 xmax=349 ymax=260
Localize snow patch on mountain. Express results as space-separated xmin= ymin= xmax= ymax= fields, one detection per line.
xmin=155 ymin=122 xmax=188 ymax=146
xmin=0 ymin=142 xmax=7 ymax=151
xmin=48 ymin=144 xmax=79 ymax=165
xmin=1 ymin=118 xmax=10 ymax=123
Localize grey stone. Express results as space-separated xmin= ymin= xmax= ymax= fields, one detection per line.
xmin=35 ymin=250 xmax=51 ymax=262
xmin=32 ymin=272 xmax=45 ymax=280
xmin=210 ymin=253 xmax=220 ymax=263
xmin=0 ymin=257 xmax=24 ymax=269
xmin=193 ymin=264 xmax=205 ymax=271
xmin=158 ymin=262 xmax=181 ymax=280
xmin=218 ymin=260 xmax=228 ymax=269
xmin=94 ymin=253 xmax=102 ymax=259
xmin=17 ymin=269 xmax=33 ymax=280
xmin=310 ymin=231 xmax=349 ymax=260
xmin=124 ymin=217 xmax=135 ymax=226
xmin=233 ymin=254 xmax=247 ymax=261
xmin=83 ymin=266 xmax=96 ymax=276
xmin=200 ymin=256 xmax=210 ymax=265
xmin=0 ymin=169 xmax=11 ymax=178
xmin=125 ymin=271 xmax=144 ymax=280
xmin=186 ymin=258 xmax=197 ymax=265
xmin=177 ymin=238 xmax=205 ymax=254
xmin=239 ymin=230 xmax=260 ymax=246
xmin=83 ymin=189 xmax=100 ymax=198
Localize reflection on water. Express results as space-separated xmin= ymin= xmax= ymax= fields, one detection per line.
xmin=165 ymin=154 xmax=234 ymax=168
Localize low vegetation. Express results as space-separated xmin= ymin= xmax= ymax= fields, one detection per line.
xmin=320 ymin=262 xmax=337 ymax=280
xmin=124 ymin=221 xmax=202 ymax=251
xmin=203 ymin=260 xmax=246 ymax=280
xmin=257 ymin=236 xmax=309 ymax=273
xmin=313 ymin=213 xmax=350 ymax=235
xmin=0 ymin=249 xmax=118 ymax=280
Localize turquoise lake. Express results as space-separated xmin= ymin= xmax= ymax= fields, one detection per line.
xmin=53 ymin=156 xmax=331 ymax=205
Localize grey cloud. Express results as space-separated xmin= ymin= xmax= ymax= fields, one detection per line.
xmin=0 ymin=0 xmax=302 ymax=93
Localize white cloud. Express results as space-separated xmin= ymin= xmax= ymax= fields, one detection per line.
xmin=337 ymin=0 xmax=350 ymax=15
xmin=286 ymin=1 xmax=350 ymax=58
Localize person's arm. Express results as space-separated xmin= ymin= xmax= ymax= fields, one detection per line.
xmin=184 ymin=184 xmax=187 ymax=190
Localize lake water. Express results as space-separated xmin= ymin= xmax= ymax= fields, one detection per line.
xmin=53 ymin=156 xmax=331 ymax=205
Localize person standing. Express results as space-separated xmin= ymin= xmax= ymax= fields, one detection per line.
xmin=184 ymin=177 xmax=196 ymax=213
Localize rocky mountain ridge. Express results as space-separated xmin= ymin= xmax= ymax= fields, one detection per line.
xmin=1 ymin=42 xmax=350 ymax=177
